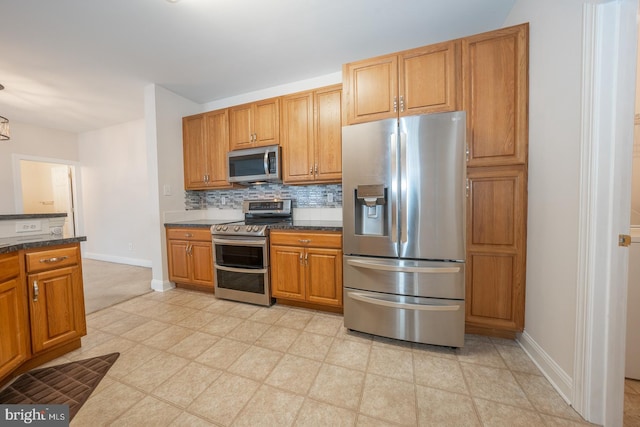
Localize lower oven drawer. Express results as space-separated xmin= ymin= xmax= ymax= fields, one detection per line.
xmin=214 ymin=265 xmax=272 ymax=306
xmin=344 ymin=288 xmax=465 ymax=347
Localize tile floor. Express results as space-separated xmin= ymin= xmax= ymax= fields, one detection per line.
xmin=42 ymin=286 xmax=600 ymax=426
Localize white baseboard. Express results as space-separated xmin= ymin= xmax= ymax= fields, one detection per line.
xmin=151 ymin=279 xmax=175 ymax=292
xmin=518 ymin=330 xmax=573 ymax=405
xmin=83 ymin=252 xmax=152 ymax=268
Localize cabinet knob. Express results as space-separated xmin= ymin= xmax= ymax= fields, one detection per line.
xmin=185 ymin=233 xmax=193 ymax=238
xmin=298 ymin=239 xmax=311 ymax=244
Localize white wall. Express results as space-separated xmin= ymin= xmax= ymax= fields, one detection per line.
xmin=78 ymin=119 xmax=152 ymax=267
xmin=505 ymin=0 xmax=585 ymax=396
xmin=0 ymin=122 xmax=78 ymax=213
xmin=145 ymin=84 xmax=201 ymax=291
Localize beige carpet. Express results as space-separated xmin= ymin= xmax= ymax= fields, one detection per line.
xmin=82 ymin=259 xmax=152 ymax=313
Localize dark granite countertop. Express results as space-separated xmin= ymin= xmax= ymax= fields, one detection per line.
xmin=164 ymin=219 xmax=342 ymax=232
xmin=0 ymin=213 xmax=67 ymax=220
xmin=164 ymin=219 xmax=238 ymax=229
xmin=269 ymin=220 xmax=342 ymax=232
xmin=0 ymin=234 xmax=87 ymax=254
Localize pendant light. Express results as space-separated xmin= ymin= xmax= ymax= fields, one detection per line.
xmin=0 ymin=84 xmax=9 ymax=141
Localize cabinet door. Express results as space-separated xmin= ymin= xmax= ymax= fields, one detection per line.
xmin=465 ymin=166 xmax=526 ymax=333
xmin=463 ymin=24 xmax=528 ymax=166
xmin=204 ymin=109 xmax=231 ymax=188
xmin=168 ymin=239 xmax=190 ymax=283
xmin=28 ymin=266 xmax=86 ymax=353
xmin=254 ymin=98 xmax=280 ymax=147
xmin=183 ymin=114 xmax=209 ymax=189
xmin=281 ymin=92 xmax=314 ymax=183
xmin=399 ymin=40 xmax=460 ymax=117
xmin=306 ymin=247 xmax=343 ymax=307
xmin=229 ymin=104 xmax=254 ymax=150
xmin=314 ymin=85 xmax=342 ymax=183
xmin=343 ymin=54 xmax=398 ymax=124
xmin=270 ymin=245 xmax=305 ymax=301
xmin=0 ymin=261 xmax=29 ymax=379
xmin=190 ymin=241 xmax=214 ymax=288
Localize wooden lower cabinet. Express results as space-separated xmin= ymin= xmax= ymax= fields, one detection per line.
xmin=1 ymin=242 xmax=88 ymax=385
xmin=0 ymin=253 xmax=29 ymax=379
xmin=270 ymin=231 xmax=343 ymax=309
xmin=27 ymin=265 xmax=85 ymax=353
xmin=465 ymin=165 xmax=527 ymax=336
xmin=24 ymin=244 xmax=87 ymax=354
xmin=166 ymin=227 xmax=214 ymax=291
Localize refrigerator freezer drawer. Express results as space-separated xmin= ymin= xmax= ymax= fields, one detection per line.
xmin=344 ymin=289 xmax=465 ymax=347
xmin=343 ymin=255 xmax=465 ymax=299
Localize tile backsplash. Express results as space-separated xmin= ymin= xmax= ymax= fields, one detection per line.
xmin=185 ymin=183 xmax=343 ymax=210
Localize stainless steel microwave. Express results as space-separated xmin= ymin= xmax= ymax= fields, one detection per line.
xmin=227 ymin=145 xmax=281 ymax=184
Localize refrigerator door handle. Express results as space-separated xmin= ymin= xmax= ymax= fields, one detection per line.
xmin=347 ymin=291 xmax=461 ymax=312
xmin=346 ymin=258 xmax=461 ymax=274
xmin=390 ymin=133 xmax=398 ymax=244
xmin=399 ymin=131 xmax=408 ymax=243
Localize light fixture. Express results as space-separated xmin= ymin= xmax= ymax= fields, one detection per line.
xmin=0 ymin=84 xmax=8 ymax=141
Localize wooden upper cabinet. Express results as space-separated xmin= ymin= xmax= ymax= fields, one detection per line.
xmin=229 ymin=98 xmax=280 ymax=150
xmin=343 ymin=54 xmax=398 ymax=124
xmin=281 ymin=84 xmax=342 ymax=184
xmin=183 ymin=114 xmax=208 ymax=189
xmin=463 ymin=23 xmax=529 ymax=167
xmin=314 ymin=85 xmax=343 ymax=182
xmin=183 ymin=109 xmax=231 ymax=190
xmin=281 ymin=91 xmax=314 ymax=182
xmin=343 ymin=40 xmax=460 ymax=125
xmin=399 ymin=41 xmax=461 ymax=117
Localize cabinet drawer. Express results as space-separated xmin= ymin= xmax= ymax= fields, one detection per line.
xmin=270 ymin=231 xmax=342 ymax=249
xmin=0 ymin=253 xmax=20 ymax=282
xmin=25 ymin=246 xmax=79 ymax=273
xmin=166 ymin=228 xmax=212 ymax=241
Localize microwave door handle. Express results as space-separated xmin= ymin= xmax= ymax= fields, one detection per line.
xmin=264 ymin=150 xmax=269 ymax=176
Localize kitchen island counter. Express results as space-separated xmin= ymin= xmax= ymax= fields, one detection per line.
xmin=0 ymin=234 xmax=87 ymax=254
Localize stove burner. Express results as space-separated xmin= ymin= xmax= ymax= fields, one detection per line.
xmin=211 ymin=199 xmax=292 ymax=237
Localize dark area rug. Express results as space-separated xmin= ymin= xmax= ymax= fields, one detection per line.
xmin=0 ymin=352 xmax=119 ymax=420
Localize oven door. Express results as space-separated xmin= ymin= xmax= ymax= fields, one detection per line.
xmin=212 ymin=236 xmax=273 ymax=306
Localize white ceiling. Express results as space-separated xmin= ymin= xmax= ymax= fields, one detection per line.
xmin=0 ymin=0 xmax=516 ymax=134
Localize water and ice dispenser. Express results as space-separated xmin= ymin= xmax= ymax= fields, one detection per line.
xmin=354 ymin=184 xmax=387 ymax=236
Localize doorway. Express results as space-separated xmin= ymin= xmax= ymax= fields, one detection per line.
xmin=12 ymin=154 xmax=80 ymax=236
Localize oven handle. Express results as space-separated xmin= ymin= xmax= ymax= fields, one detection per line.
xmin=212 ymin=237 xmax=267 ymax=246
xmin=215 ymin=264 xmax=268 ymax=274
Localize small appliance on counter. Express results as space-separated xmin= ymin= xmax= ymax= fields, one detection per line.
xmin=342 ymin=111 xmax=467 ymax=348
xmin=211 ymin=199 xmax=292 ymax=306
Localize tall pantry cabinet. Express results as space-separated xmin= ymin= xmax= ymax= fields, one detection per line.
xmin=463 ymin=24 xmax=529 ymax=337
xmin=342 ymin=23 xmax=529 ymax=338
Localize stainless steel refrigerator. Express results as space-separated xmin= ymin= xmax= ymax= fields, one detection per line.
xmin=342 ymin=111 xmax=466 ymax=347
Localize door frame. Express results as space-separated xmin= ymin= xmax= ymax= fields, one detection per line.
xmin=573 ymin=0 xmax=637 ymax=425
xmin=11 ymin=154 xmax=83 ymax=237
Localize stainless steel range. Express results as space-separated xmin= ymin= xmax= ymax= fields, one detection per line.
xmin=211 ymin=199 xmax=292 ymax=306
